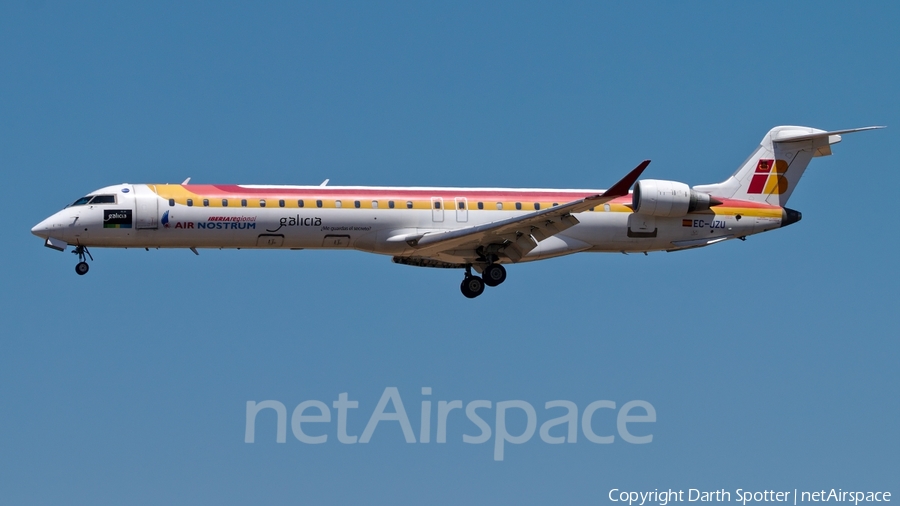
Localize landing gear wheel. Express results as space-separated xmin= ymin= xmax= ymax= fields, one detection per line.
xmin=72 ymin=245 xmax=93 ymax=275
xmin=482 ymin=264 xmax=507 ymax=287
xmin=460 ymin=276 xmax=485 ymax=298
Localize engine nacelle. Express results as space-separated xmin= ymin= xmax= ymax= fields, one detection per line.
xmin=632 ymin=179 xmax=719 ymax=217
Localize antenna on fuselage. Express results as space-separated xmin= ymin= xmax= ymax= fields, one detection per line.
xmin=320 ymin=179 xmax=329 ymax=186
xmin=181 ymin=177 xmax=191 ymax=185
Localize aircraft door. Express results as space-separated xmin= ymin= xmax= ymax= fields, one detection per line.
xmin=431 ymin=197 xmax=444 ymax=222
xmin=133 ymin=184 xmax=159 ymax=229
xmin=454 ymin=197 xmax=468 ymax=222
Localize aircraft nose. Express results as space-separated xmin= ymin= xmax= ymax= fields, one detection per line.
xmin=31 ymin=218 xmax=52 ymax=238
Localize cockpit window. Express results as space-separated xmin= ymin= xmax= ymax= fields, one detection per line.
xmin=90 ymin=195 xmax=116 ymax=204
xmin=70 ymin=195 xmax=116 ymax=207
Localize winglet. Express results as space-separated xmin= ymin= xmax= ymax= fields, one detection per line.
xmin=600 ymin=160 xmax=650 ymax=198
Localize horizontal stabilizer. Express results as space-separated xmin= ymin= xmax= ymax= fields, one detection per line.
xmin=772 ymin=126 xmax=884 ymax=143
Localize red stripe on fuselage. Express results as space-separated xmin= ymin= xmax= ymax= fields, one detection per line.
xmin=185 ymin=184 xmax=604 ymax=202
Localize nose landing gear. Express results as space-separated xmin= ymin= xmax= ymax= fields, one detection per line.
xmin=72 ymin=245 xmax=93 ymax=275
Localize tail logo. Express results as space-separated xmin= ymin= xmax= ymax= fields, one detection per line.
xmin=747 ymin=159 xmax=789 ymax=195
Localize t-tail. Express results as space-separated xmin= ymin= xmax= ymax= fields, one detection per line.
xmin=693 ymin=125 xmax=884 ymax=207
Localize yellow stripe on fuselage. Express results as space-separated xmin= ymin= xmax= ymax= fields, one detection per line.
xmin=149 ymin=185 xmax=782 ymax=218
xmin=710 ymin=206 xmax=783 ymax=219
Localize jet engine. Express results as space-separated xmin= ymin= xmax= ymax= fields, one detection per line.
xmin=632 ymin=179 xmax=721 ymax=217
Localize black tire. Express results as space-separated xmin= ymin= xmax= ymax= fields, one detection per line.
xmin=482 ymin=264 xmax=507 ymax=287
xmin=460 ymin=276 xmax=485 ymax=298
xmin=75 ymin=262 xmax=90 ymax=275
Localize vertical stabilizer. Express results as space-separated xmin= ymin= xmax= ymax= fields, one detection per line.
xmin=693 ymin=126 xmax=881 ymax=206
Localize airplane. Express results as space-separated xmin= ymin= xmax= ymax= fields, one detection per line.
xmin=31 ymin=125 xmax=881 ymax=298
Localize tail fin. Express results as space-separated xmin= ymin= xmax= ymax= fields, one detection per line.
xmin=693 ymin=126 xmax=883 ymax=206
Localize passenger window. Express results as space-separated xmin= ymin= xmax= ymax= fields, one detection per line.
xmin=316 ymin=200 xmax=323 ymax=208
xmin=298 ymin=200 xmax=304 ymax=207
xmin=458 ymin=201 xmax=465 ymax=209
xmin=496 ymin=202 xmax=503 ymax=210
xmin=371 ymin=201 xmax=378 ymax=209
xmin=406 ymin=201 xmax=413 ymax=209
xmin=241 ymin=199 xmax=247 ymax=207
xmin=203 ymin=199 xmax=209 ymax=207
xmin=553 ymin=202 xmax=558 ymax=207
xmin=335 ymin=200 xmax=342 ymax=208
xmin=434 ymin=201 xmax=441 ymax=209
xmin=388 ymin=201 xmax=395 ymax=209
xmin=222 ymin=199 xmax=228 ymax=207
xmin=169 ymin=199 xmax=175 ymax=207
xmin=187 ymin=199 xmax=193 ymax=207
xmin=515 ymin=202 xmax=522 ymax=210
xmin=477 ymin=202 xmax=484 ymax=210
xmin=279 ymin=199 xmax=285 ymax=207
xmin=259 ymin=200 xmax=266 ymax=207
xmin=354 ymin=200 xmax=360 ymax=208
xmin=534 ymin=203 xmax=540 ymax=210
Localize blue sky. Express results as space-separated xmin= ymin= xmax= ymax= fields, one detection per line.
xmin=1 ymin=2 xmax=897 ymax=504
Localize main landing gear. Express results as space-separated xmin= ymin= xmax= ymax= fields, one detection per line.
xmin=73 ymin=245 xmax=92 ymax=275
xmin=460 ymin=263 xmax=507 ymax=299
xmin=482 ymin=263 xmax=507 ymax=287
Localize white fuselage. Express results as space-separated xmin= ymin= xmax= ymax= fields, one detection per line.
xmin=32 ymin=125 xmax=877 ymax=296
xmin=32 ymin=182 xmax=785 ymax=266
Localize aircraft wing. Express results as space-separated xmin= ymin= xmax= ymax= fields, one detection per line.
xmin=406 ymin=161 xmax=650 ymax=261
